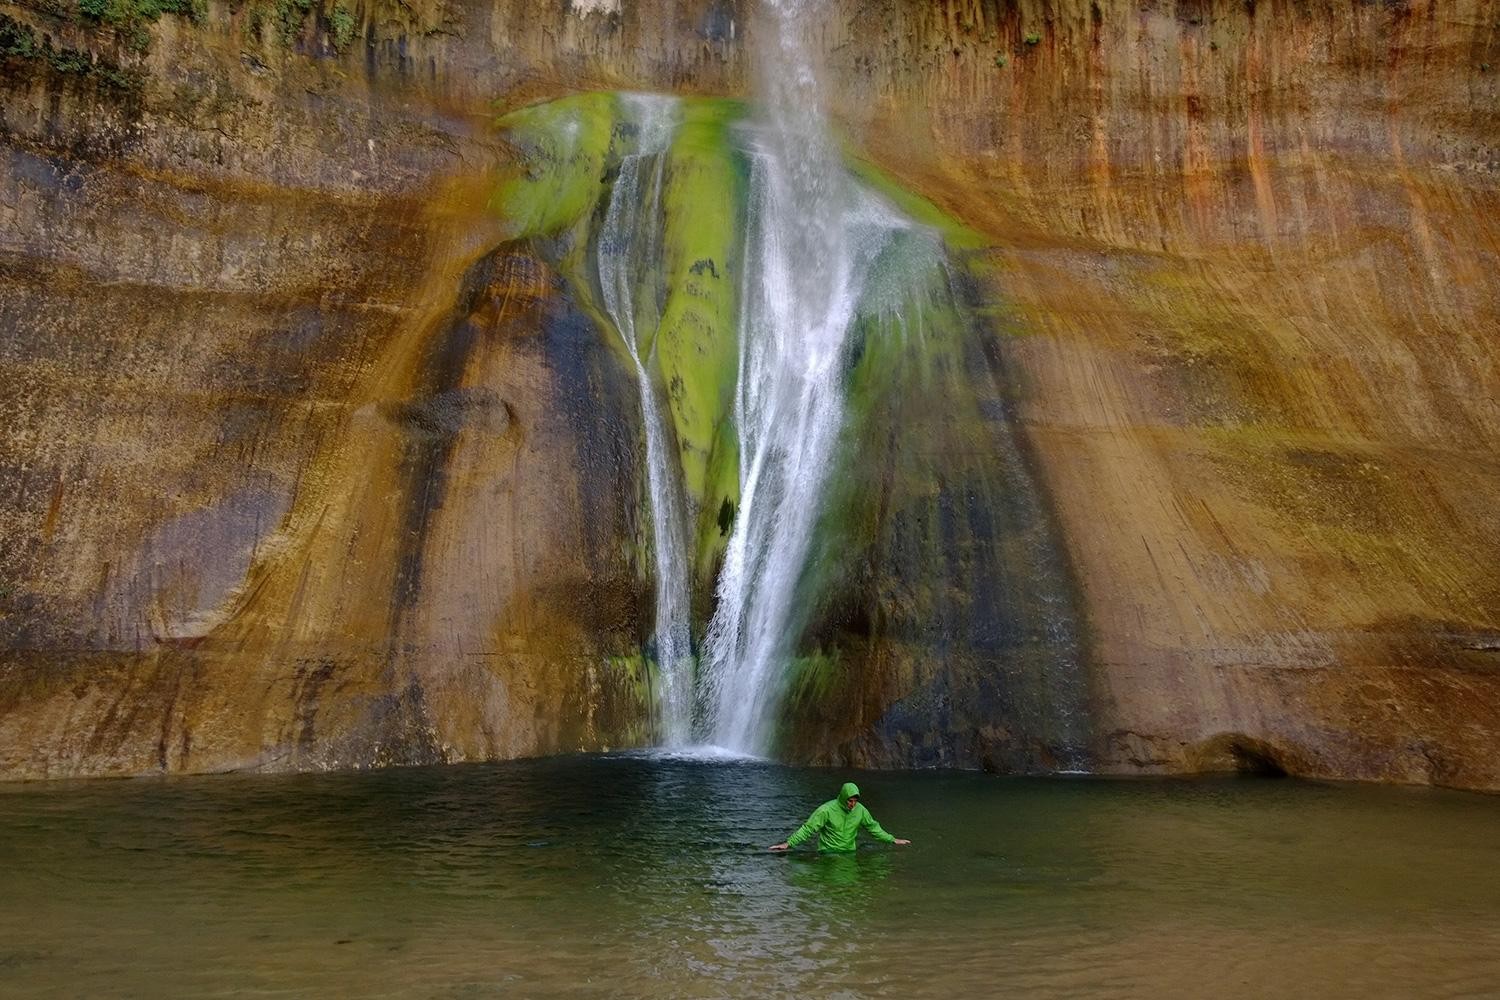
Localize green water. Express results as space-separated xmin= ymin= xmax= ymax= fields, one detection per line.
xmin=2 ymin=755 xmax=1497 ymax=998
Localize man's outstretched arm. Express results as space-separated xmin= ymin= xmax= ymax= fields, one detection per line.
xmin=860 ymin=808 xmax=911 ymax=846
xmin=769 ymin=805 xmax=828 ymax=852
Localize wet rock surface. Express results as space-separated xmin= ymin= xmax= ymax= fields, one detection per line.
xmin=1 ymin=0 xmax=1497 ymax=787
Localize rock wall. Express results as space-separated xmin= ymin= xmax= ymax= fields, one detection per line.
xmin=1 ymin=0 xmax=1496 ymax=786
xmin=0 ymin=0 xmax=705 ymax=775
xmin=826 ymin=0 xmax=1500 ymax=787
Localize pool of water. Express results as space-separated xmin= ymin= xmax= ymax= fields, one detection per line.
xmin=2 ymin=753 xmax=1498 ymax=998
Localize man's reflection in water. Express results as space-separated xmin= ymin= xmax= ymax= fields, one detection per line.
xmin=788 ymin=847 xmax=893 ymax=891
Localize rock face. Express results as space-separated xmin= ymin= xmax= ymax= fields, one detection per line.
xmin=0 ymin=0 xmax=1496 ymax=787
xmin=835 ymin=0 xmax=1500 ymax=788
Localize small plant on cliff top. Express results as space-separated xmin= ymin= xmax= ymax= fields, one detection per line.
xmin=328 ymin=1 xmax=355 ymax=51
xmin=994 ymin=53 xmax=1007 ymax=68
xmin=275 ymin=0 xmax=312 ymax=43
xmin=1 ymin=12 xmax=39 ymax=56
xmin=1 ymin=12 xmax=141 ymax=91
xmin=77 ymin=0 xmax=203 ymax=51
xmin=244 ymin=3 xmax=265 ymax=41
xmin=1023 ymin=30 xmax=1041 ymax=46
xmin=48 ymin=45 xmax=91 ymax=72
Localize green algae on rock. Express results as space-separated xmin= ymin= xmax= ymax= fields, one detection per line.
xmin=653 ymin=99 xmax=746 ymax=589
xmin=492 ymin=93 xmax=750 ymax=613
xmin=493 ymin=92 xmax=619 ymax=242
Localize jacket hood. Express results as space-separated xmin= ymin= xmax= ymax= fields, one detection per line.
xmin=839 ymin=781 xmax=861 ymax=810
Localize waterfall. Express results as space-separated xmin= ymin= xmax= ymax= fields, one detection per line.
xmin=510 ymin=9 xmax=920 ymax=756
xmin=497 ymin=28 xmax=1089 ymax=766
xmin=697 ymin=0 xmax=911 ymax=754
xmin=596 ymin=94 xmax=696 ymax=746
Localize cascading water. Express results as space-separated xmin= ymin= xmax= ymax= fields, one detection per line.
xmin=697 ymin=0 xmax=914 ymax=754
xmin=499 ymin=8 xmax=1006 ymax=761
xmin=596 ymin=94 xmax=696 ymax=746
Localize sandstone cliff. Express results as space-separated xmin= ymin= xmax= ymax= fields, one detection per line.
xmin=1 ymin=0 xmax=1496 ymax=787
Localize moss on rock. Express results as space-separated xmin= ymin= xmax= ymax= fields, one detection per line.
xmin=651 ymin=99 xmax=745 ymax=586
xmin=492 ymin=92 xmax=620 ymax=243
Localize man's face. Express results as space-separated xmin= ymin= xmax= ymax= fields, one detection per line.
xmin=846 ymin=796 xmax=858 ymax=809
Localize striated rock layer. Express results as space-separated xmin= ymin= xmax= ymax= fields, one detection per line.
xmin=0 ymin=0 xmax=1496 ymax=786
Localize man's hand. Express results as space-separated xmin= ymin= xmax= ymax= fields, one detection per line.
xmin=768 ymin=842 xmax=790 ymax=852
xmin=894 ymin=839 xmax=911 ymax=846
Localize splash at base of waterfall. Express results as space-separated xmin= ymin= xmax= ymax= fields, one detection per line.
xmin=614 ymin=744 xmax=768 ymax=764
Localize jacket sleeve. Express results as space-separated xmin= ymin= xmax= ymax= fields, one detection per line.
xmin=785 ymin=804 xmax=829 ymax=848
xmin=859 ymin=807 xmax=897 ymax=843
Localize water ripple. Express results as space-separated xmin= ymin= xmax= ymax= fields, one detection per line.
xmin=1 ymin=757 xmax=1498 ymax=998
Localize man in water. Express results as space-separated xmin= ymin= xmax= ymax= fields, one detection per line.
xmin=768 ymin=781 xmax=912 ymax=852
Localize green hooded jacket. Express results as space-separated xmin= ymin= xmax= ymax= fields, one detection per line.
xmin=784 ymin=782 xmax=897 ymax=852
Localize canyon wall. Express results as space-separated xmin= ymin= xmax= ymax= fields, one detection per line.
xmin=834 ymin=0 xmax=1500 ymax=786
xmin=1 ymin=0 xmax=1496 ymax=786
